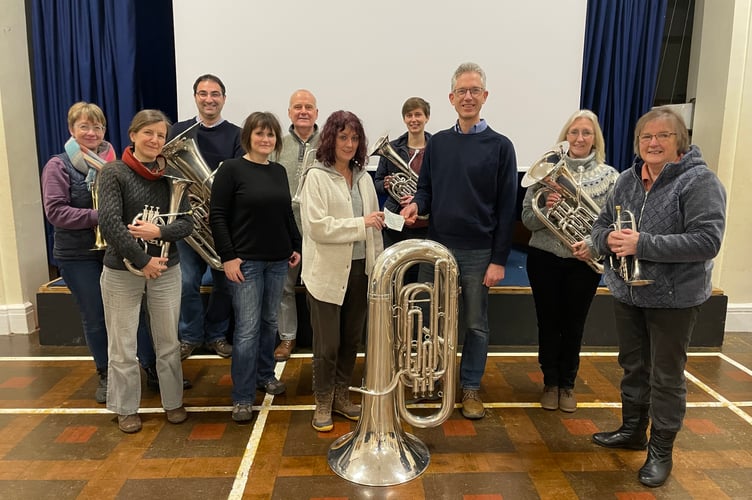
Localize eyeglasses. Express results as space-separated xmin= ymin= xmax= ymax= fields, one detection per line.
xmin=567 ymin=129 xmax=593 ymax=138
xmin=77 ymin=124 xmax=105 ymax=134
xmin=453 ymin=87 xmax=485 ymax=97
xmin=195 ymin=91 xmax=223 ymax=99
xmin=639 ymin=132 xmax=676 ymax=143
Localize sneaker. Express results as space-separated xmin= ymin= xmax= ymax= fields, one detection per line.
xmin=461 ymin=389 xmax=485 ymax=419
xmin=165 ymin=406 xmax=188 ymax=424
xmin=180 ymin=342 xmax=200 ymax=360
xmin=257 ymin=378 xmax=286 ymax=395
xmin=118 ymin=414 xmax=142 ymax=433
xmin=231 ymin=403 xmax=253 ymax=423
xmin=559 ymin=388 xmax=577 ymax=413
xmin=274 ymin=339 xmax=296 ymax=362
xmin=541 ymin=385 xmax=559 ymax=411
xmin=95 ymin=373 xmax=107 ymax=404
xmin=207 ymin=339 xmax=232 ymax=358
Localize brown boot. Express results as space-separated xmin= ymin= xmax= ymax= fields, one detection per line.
xmin=312 ymin=390 xmax=334 ymax=432
xmin=333 ymin=384 xmax=361 ymax=421
xmin=274 ymin=339 xmax=296 ymax=362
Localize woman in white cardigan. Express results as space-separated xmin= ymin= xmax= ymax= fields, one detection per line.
xmin=299 ymin=110 xmax=385 ymax=432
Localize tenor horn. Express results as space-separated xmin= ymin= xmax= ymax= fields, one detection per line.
xmin=328 ymin=239 xmax=458 ymax=486
xmin=161 ymin=123 xmax=223 ymax=270
xmin=609 ymin=205 xmax=653 ymax=286
xmin=522 ymin=141 xmax=604 ymax=273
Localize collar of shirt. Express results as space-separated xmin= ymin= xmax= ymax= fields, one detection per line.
xmin=196 ymin=116 xmax=226 ymax=128
xmin=454 ymin=118 xmax=487 ymax=134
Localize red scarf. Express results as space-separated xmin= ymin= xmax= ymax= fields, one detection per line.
xmin=122 ymin=145 xmax=167 ymax=181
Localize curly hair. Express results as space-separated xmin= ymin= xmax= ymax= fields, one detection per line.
xmin=315 ymin=110 xmax=368 ymax=169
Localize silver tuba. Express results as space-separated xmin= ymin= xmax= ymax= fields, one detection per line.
xmin=609 ymin=205 xmax=653 ymax=286
xmin=123 ymin=175 xmax=193 ymax=276
xmin=161 ymin=123 xmax=223 ymax=270
xmin=521 ymin=141 xmax=604 ymax=273
xmin=328 ymin=239 xmax=459 ymax=486
xmin=369 ymin=134 xmax=419 ymax=202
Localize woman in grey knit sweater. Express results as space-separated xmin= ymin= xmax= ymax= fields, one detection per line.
xmin=521 ymin=110 xmax=618 ymax=413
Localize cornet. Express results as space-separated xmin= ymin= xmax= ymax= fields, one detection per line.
xmin=609 ymin=205 xmax=653 ymax=286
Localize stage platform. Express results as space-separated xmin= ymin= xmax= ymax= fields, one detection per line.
xmin=36 ymin=249 xmax=728 ymax=349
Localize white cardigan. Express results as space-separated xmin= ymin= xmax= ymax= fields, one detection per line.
xmin=300 ymin=163 xmax=384 ymax=305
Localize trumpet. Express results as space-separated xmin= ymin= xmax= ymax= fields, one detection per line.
xmin=123 ymin=175 xmax=193 ymax=276
xmin=609 ymin=205 xmax=653 ymax=286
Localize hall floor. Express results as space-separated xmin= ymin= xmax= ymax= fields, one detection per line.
xmin=0 ymin=332 xmax=751 ymax=500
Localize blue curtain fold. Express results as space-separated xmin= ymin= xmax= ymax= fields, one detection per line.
xmin=581 ymin=0 xmax=668 ymax=171
xmin=30 ymin=0 xmax=177 ymax=267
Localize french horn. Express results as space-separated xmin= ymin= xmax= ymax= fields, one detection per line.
xmin=522 ymin=141 xmax=604 ymax=273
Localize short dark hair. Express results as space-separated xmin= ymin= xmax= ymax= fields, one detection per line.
xmin=192 ymin=74 xmax=226 ymax=96
xmin=240 ymin=112 xmax=283 ymax=156
xmin=316 ymin=110 xmax=368 ymax=169
xmin=401 ymin=97 xmax=430 ymax=118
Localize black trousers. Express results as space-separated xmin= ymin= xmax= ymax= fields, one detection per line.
xmin=614 ymin=301 xmax=698 ymax=432
xmin=526 ymin=247 xmax=601 ymax=389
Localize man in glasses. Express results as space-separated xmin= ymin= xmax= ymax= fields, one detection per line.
xmin=402 ymin=62 xmax=518 ymax=420
xmin=170 ymin=74 xmax=243 ymax=362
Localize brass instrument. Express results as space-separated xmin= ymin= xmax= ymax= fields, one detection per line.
xmin=90 ymin=182 xmax=107 ymax=251
xmin=609 ymin=205 xmax=653 ymax=286
xmin=161 ymin=123 xmax=223 ymax=270
xmin=291 ymin=147 xmax=317 ymax=204
xmin=369 ymin=134 xmax=419 ymax=202
xmin=328 ymin=239 xmax=459 ymax=486
xmin=123 ymin=175 xmax=193 ymax=276
xmin=521 ymin=141 xmax=604 ymax=273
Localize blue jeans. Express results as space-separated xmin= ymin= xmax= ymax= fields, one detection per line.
xmin=177 ymin=240 xmax=232 ymax=345
xmin=58 ymin=258 xmax=156 ymax=372
xmin=228 ymin=259 xmax=288 ymax=404
xmin=421 ymin=247 xmax=491 ymax=390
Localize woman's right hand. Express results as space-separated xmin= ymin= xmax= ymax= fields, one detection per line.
xmin=142 ymin=257 xmax=168 ymax=280
xmin=364 ymin=211 xmax=385 ymax=230
xmin=223 ymin=258 xmax=244 ymax=283
xmin=383 ymin=175 xmax=393 ymax=190
xmin=545 ymin=192 xmax=561 ymax=209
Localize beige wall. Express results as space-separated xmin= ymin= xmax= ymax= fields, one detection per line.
xmin=0 ymin=0 xmax=49 ymax=334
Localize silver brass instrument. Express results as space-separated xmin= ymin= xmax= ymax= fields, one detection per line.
xmin=609 ymin=205 xmax=653 ymax=286
xmin=521 ymin=141 xmax=604 ymax=273
xmin=328 ymin=239 xmax=459 ymax=486
xmin=291 ymin=147 xmax=317 ymax=204
xmin=123 ymin=175 xmax=193 ymax=276
xmin=161 ymin=123 xmax=223 ymax=270
xmin=369 ymin=134 xmax=419 ymax=201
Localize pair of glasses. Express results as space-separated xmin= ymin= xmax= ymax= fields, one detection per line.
xmin=639 ymin=132 xmax=676 ymax=143
xmin=453 ymin=87 xmax=484 ymax=97
xmin=567 ymin=130 xmax=593 ymax=138
xmin=77 ymin=124 xmax=105 ymax=134
xmin=195 ymin=91 xmax=223 ymax=99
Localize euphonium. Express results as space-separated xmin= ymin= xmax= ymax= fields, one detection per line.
xmin=521 ymin=141 xmax=604 ymax=273
xmin=123 ymin=175 xmax=193 ymax=276
xmin=609 ymin=205 xmax=653 ymax=286
xmin=327 ymin=239 xmax=459 ymax=486
xmin=161 ymin=123 xmax=223 ymax=270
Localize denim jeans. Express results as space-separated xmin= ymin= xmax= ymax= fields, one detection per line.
xmin=177 ymin=240 xmax=232 ymax=345
xmin=58 ymin=258 xmax=156 ymax=372
xmin=228 ymin=259 xmax=288 ymax=404
xmin=420 ymin=247 xmax=492 ymax=390
xmin=101 ymin=265 xmax=183 ymax=415
xmin=614 ymin=301 xmax=697 ymax=432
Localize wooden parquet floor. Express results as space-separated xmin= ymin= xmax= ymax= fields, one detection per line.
xmin=0 ymin=333 xmax=751 ymax=499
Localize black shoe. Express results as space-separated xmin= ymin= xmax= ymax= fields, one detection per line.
xmin=638 ymin=428 xmax=677 ymax=487
xmin=144 ymin=365 xmax=192 ymax=391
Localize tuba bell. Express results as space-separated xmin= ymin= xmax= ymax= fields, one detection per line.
xmin=522 ymin=141 xmax=604 ymax=273
xmin=161 ymin=123 xmax=223 ymax=270
xmin=327 ymin=239 xmax=458 ymax=486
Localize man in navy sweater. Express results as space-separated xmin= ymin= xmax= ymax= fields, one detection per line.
xmin=402 ymin=62 xmax=518 ymax=419
xmin=169 ymin=74 xmax=243 ymax=360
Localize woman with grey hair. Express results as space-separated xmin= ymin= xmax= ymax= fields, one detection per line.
xmin=590 ymin=106 xmax=726 ymax=487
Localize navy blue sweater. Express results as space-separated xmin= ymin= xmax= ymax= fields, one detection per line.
xmin=169 ymin=119 xmax=243 ymax=170
xmin=412 ymin=126 xmax=517 ymax=266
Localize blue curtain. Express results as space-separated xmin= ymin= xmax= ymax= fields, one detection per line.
xmin=30 ymin=0 xmax=177 ymax=267
xmin=581 ymin=0 xmax=668 ymax=171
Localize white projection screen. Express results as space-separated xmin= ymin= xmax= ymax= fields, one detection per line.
xmin=172 ymin=1 xmax=587 ymax=168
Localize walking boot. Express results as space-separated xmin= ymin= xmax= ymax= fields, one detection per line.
xmin=333 ymin=384 xmax=361 ymax=421
xmin=592 ymin=403 xmax=649 ymax=450
xmin=312 ymin=390 xmax=334 ymax=432
xmin=638 ymin=428 xmax=677 ymax=487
